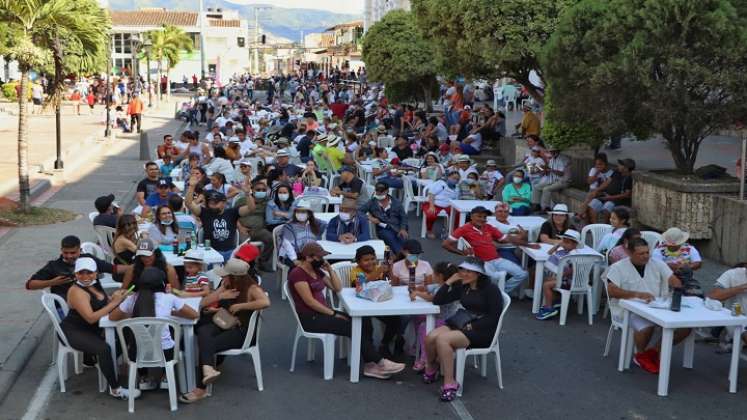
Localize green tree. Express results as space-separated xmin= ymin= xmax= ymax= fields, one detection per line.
xmin=543 ymin=0 xmax=747 ymax=174
xmin=412 ymin=0 xmax=578 ymax=104
xmin=542 ymin=85 xmax=604 ymax=153
xmin=143 ymin=25 xmax=193 ymax=103
xmin=361 ymin=9 xmax=437 ymax=110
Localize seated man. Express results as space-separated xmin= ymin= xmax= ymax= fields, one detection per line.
xmin=359 ymin=182 xmax=408 ymax=254
xmin=326 ymin=198 xmax=370 ymax=244
xmin=588 ymin=158 xmax=635 ymax=224
xmin=157 ymin=134 xmax=179 ymax=159
xmin=331 ymin=166 xmax=367 ymax=208
xmin=531 ymin=147 xmax=571 ymax=212
xmin=145 ymin=178 xmax=178 ymax=209
xmin=136 ymin=161 xmax=163 ymax=207
xmin=652 ymin=227 xmax=703 ymax=297
xmin=606 ymin=238 xmax=688 ymax=374
xmin=708 ymin=263 xmax=747 ymax=347
xmin=487 ymin=202 xmax=527 ymax=265
xmin=267 ymin=149 xmax=302 ymax=185
xmin=167 ymin=194 xmax=197 ymax=232
xmin=93 ymin=194 xmax=120 ymax=228
xmin=442 ymin=206 xmax=537 ymax=292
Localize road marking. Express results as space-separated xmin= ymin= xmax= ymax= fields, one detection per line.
xmin=450 ymin=399 xmax=476 ymax=420
xmin=20 ymin=367 xmax=56 ymax=420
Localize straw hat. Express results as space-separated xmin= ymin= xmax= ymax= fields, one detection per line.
xmin=662 ymin=227 xmax=689 ymax=246
xmin=548 ymin=203 xmax=570 ymax=215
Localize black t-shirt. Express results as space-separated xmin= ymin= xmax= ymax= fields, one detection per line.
xmin=93 ymin=212 xmax=118 ymax=228
xmin=393 ymin=146 xmax=413 ymax=161
xmin=199 ymin=207 xmax=240 ymax=252
xmin=29 ymin=254 xmax=114 ymax=298
xmin=393 ymin=109 xmax=404 ymax=129
xmin=633 ymin=263 xmax=646 ymax=278
xmin=338 ymin=178 xmax=363 ymax=195
xmin=539 ymin=221 xmax=565 ymax=241
xmin=604 ymin=171 xmax=633 ymax=205
xmin=297 ymin=136 xmax=312 ymax=158
xmin=137 ymin=178 xmax=160 ymax=197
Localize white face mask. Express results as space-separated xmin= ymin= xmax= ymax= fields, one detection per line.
xmin=374 ymin=194 xmax=386 ymax=201
xmin=278 ymin=193 xmax=290 ymax=201
xmin=160 ymin=219 xmax=173 ymax=226
xmin=296 ymin=212 xmax=308 ymax=222
xmin=513 ymin=177 xmax=523 ymax=184
xmin=339 ymin=212 xmax=351 ymax=222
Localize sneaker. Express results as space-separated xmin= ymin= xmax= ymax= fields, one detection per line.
xmin=646 ymin=348 xmax=661 ymax=368
xmin=363 ymin=362 xmax=391 ymax=379
xmin=378 ymin=358 xmax=405 ymax=374
xmin=138 ymin=378 xmax=158 ymax=391
xmin=159 ymin=377 xmax=169 ymax=390
xmin=633 ymin=350 xmax=659 ymax=374
xmin=535 ymin=307 xmax=559 ymax=320
xmin=110 ymin=387 xmax=142 ymax=400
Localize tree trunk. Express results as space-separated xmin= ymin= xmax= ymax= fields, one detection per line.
xmin=17 ymin=71 xmax=31 ymax=212
xmin=422 ymin=81 xmax=433 ymax=113
xmin=663 ymin=129 xmax=694 ymax=174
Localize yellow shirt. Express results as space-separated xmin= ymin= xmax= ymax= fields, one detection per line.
xmin=521 ymin=112 xmax=541 ymax=136
xmin=327 ymin=146 xmax=345 ymax=171
xmin=349 ymin=265 xmax=386 ymax=287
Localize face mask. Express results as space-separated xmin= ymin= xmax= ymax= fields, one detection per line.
xmin=374 ymin=194 xmax=386 ymax=201
xmin=447 ymin=179 xmax=458 ymax=188
xmin=368 ymin=141 xmax=376 ymax=147
xmin=296 ymin=212 xmax=308 ymax=222
xmin=76 ymin=279 xmax=97 ymax=288
xmin=254 ymin=191 xmax=267 ymax=199
xmin=406 ymin=254 xmax=418 ymax=264
xmin=206 ymin=207 xmax=221 ymax=215
xmin=160 ymin=219 xmax=173 ymax=226
xmin=311 ymin=259 xmax=325 ymax=269
xmin=278 ymin=193 xmax=290 ymax=201
xmin=339 ymin=212 xmax=351 ymax=222
xmin=513 ymin=177 xmax=523 ymax=184
xmin=466 ymin=179 xmax=477 ymax=185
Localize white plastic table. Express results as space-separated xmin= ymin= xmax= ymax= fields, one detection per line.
xmin=448 ymin=200 xmax=502 ymax=235
xmin=317 ymin=240 xmax=385 ymax=260
xmin=617 ymin=297 xmax=747 ymax=396
xmin=339 ymin=286 xmax=440 ymax=382
xmin=488 ymin=215 xmax=546 ymax=242
xmin=313 ymin=212 xmax=339 ymax=224
xmin=296 ymin=193 xmax=342 ymax=211
xmin=162 ymin=246 xmax=225 ymax=266
xmin=520 ymin=243 xmax=603 ymax=313
xmin=99 ymin=297 xmax=202 ymax=393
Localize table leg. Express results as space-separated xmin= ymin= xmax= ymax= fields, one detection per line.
xmin=683 ymin=331 xmax=695 ymax=369
xmin=729 ymin=326 xmax=742 ymax=393
xmin=349 ymin=316 xmax=362 ymax=383
xmin=425 ymin=315 xmax=435 ymax=334
xmin=448 ymin=207 xmax=456 ymax=236
xmin=459 ymin=212 xmax=466 ymax=229
xmin=657 ymin=328 xmax=674 ymax=397
xmin=184 ymin=325 xmax=195 ymax=391
xmin=625 ymin=326 xmax=635 ymax=370
xmin=531 ymin=261 xmax=545 ymax=314
xmin=618 ymin=310 xmax=630 ymax=372
xmin=104 ymin=327 xmax=118 ymax=380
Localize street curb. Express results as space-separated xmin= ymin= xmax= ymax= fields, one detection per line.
xmin=0 ymin=311 xmax=49 ymax=406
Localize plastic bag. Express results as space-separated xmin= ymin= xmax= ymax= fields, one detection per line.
xmin=356 ymin=280 xmax=393 ymax=302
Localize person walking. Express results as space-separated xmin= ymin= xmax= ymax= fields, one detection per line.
xmin=127 ymin=93 xmax=145 ymax=133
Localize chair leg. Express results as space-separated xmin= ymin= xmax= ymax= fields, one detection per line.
xmin=249 ymin=347 xmax=264 ymax=391
xmin=495 ymin=348 xmax=503 ymax=389
xmin=480 ymin=354 xmax=487 ymax=378
xmin=603 ymin=325 xmax=615 ymax=357
xmin=420 ymin=213 xmax=426 ymax=239
xmin=57 ymin=350 xmax=67 ymax=393
xmin=73 ymin=351 xmax=83 ymax=375
xmin=586 ymin=290 xmax=594 ymax=325
xmin=290 ymin=329 xmax=301 ymax=372
xmin=577 ymin=293 xmax=584 ymax=315
xmin=455 ymin=349 xmax=466 ymax=397
xmin=558 ymin=291 xmax=571 ymax=326
xmin=165 ymin=364 xmax=177 ymax=411
xmin=128 ymin=364 xmax=137 ymax=413
xmin=307 ymin=338 xmax=316 ymax=362
xmin=322 ymin=336 xmax=335 ymax=380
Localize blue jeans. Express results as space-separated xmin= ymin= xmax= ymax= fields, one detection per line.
xmin=499 ymin=248 xmax=521 ymax=266
xmin=460 ymin=143 xmax=480 ymax=155
xmin=375 ymin=226 xmax=405 ymax=254
xmin=485 ymin=258 xmax=529 ymax=293
xmin=510 ymin=205 xmax=531 ymax=216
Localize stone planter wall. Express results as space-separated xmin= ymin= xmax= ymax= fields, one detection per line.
xmin=699 ymin=195 xmax=747 ymax=266
xmin=632 ymin=171 xmax=741 ymax=239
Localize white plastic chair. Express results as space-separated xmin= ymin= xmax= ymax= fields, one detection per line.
xmin=551 ymin=254 xmax=605 ymax=326
xmin=115 ymin=317 xmax=181 ymax=413
xmin=283 ymin=282 xmax=336 ymax=380
xmin=455 ymin=290 xmax=511 ymax=396
xmin=641 ymin=230 xmax=663 ymax=250
xmin=330 ymin=262 xmax=357 ymax=359
xmin=377 ymin=135 xmax=394 ymax=148
xmin=401 ymin=158 xmax=422 ymax=168
xmin=208 ymin=310 xmax=263 ymax=394
xmin=272 ymin=225 xmax=290 ymax=300
xmin=420 ymin=208 xmax=449 ymax=239
xmin=80 ymin=242 xmax=120 ymax=290
xmin=580 ymin=224 xmax=613 ymax=251
xmin=88 ymin=211 xmax=99 ymax=223
xmin=41 ymin=293 xmax=106 ymax=393
xmin=602 ymin=277 xmax=624 ymax=357
xmin=503 ymin=89 xmax=518 ymax=112
xmin=402 ymin=175 xmax=427 ymax=214
xmin=93 ymin=225 xmax=116 ymax=262
xmin=294 ymin=195 xmax=330 ymax=213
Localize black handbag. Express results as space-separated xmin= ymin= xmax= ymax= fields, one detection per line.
xmin=446 ymin=309 xmax=482 ymax=331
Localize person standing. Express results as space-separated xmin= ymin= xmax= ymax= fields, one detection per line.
xmin=127 ymin=93 xmax=144 ymax=133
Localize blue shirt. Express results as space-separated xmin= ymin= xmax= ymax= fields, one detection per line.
xmin=325 ymin=214 xmax=370 ymax=242
xmin=145 ymin=191 xmax=177 ymax=208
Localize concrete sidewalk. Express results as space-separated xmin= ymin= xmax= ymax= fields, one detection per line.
xmin=0 ymin=103 xmax=186 ymax=405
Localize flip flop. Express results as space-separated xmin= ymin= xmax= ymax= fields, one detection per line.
xmin=179 ymin=391 xmax=207 ymax=404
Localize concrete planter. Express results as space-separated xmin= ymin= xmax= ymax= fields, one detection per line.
xmin=632 ymin=171 xmax=741 ymax=239
xmin=700 ymin=195 xmax=747 ymax=266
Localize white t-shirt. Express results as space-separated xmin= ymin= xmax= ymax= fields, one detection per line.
xmin=425 ymin=179 xmax=459 ymax=208
xmin=714 ymin=268 xmax=747 ymax=310
xmin=545 ymin=155 xmax=571 ymax=183
xmin=215 ymin=116 xmax=230 ymax=128
xmin=118 ymin=292 xmax=186 ymax=349
xmin=588 ymin=167 xmax=614 ymax=190
xmin=606 ymin=258 xmax=673 ymax=321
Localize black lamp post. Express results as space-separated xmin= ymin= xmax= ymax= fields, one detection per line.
xmin=144 ymin=38 xmax=152 ymax=107
xmin=104 ymin=35 xmax=112 ymax=138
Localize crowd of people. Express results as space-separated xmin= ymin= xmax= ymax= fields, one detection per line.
xmin=24 ymin=71 xmax=747 ymax=406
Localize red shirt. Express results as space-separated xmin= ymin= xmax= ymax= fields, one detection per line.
xmin=451 ymin=223 xmax=503 ymax=262
xmin=288 ymin=266 xmax=327 ymax=315
xmin=329 ymin=103 xmax=349 ymax=120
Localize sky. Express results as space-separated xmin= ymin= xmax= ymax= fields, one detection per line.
xmin=224 ymin=0 xmax=364 ymax=15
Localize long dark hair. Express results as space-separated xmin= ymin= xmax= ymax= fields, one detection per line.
xmin=433 ymin=261 xmax=457 ymax=281
xmin=293 ymin=208 xmax=323 ymax=236
xmin=223 ymin=273 xmax=259 ymax=304
xmin=154 ymin=205 xmax=180 ymax=236
xmin=133 ymin=249 xmax=168 ymax=282
xmin=548 ymin=212 xmax=570 ymax=238
xmin=614 ymin=227 xmax=641 ymax=248
xmin=115 ymin=214 xmax=138 ymax=242
xmin=132 ymin=268 xmax=167 ymax=318
xmin=273 ymin=183 xmax=294 ymax=209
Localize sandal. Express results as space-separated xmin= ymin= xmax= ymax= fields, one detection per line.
xmin=179 ymin=391 xmax=207 ymax=404
xmin=439 ymin=383 xmax=460 ymax=402
xmin=412 ymin=360 xmax=426 ymax=373
xmin=422 ymin=366 xmax=439 ymax=384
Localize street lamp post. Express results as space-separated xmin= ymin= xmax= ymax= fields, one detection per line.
xmin=144 ymin=38 xmax=153 ymax=107
xmin=104 ymin=35 xmax=112 ymax=138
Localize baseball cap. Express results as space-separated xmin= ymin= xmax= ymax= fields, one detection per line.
xmin=206 ymin=190 xmax=227 ymax=202
xmin=618 ymin=158 xmax=636 ymax=170
xmin=94 ymin=194 xmax=115 ymax=213
xmin=183 ymin=249 xmax=204 ymax=264
xmin=470 ymin=206 xmax=493 ymax=216
xmin=234 ymin=243 xmax=260 ymax=263
xmin=157 ymin=178 xmax=170 ymax=188
xmin=300 ymin=243 xmax=331 ymax=259
xmin=74 ymin=257 xmax=97 ymax=273
xmin=214 ymin=258 xmax=250 ymax=277
xmin=340 ymin=165 xmax=355 ymax=174
xmin=135 ymin=238 xmax=156 ymax=257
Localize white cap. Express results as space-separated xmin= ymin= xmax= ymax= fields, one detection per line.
xmin=74 ymin=257 xmax=97 ymax=273
xmin=183 ymin=249 xmax=205 ymax=263
xmin=458 ymin=260 xmax=486 ymax=275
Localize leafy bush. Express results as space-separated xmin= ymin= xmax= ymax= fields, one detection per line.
xmin=542 ymin=85 xmax=604 ymax=151
xmin=1 ymin=82 xmax=18 ymax=101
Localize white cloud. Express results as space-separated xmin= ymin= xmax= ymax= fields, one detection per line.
xmin=223 ymin=0 xmax=363 ymax=15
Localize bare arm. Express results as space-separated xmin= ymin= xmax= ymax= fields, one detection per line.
xmin=607 ymin=281 xmax=654 ymax=302
xmin=293 ymin=281 xmax=335 ymax=316
xmin=68 ymin=288 xmax=126 ymax=324
xmin=185 ymin=176 xmax=202 ymax=216
xmin=709 ymin=283 xmax=747 ymax=301
xmin=229 ymin=285 xmax=270 ymax=314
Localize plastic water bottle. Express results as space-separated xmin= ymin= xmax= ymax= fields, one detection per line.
xmin=357 ymin=272 xmax=366 ymax=289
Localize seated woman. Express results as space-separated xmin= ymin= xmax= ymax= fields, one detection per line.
xmin=110 ymin=267 xmax=198 ymax=390
xmin=300 ymin=160 xmax=323 ymax=188
xmin=113 ymin=214 xmax=138 ymax=265
xmin=279 ymin=205 xmax=327 ymax=267
xmin=325 ymin=198 xmax=370 ymax=243
xmin=288 ymin=243 xmax=405 ymax=379
xmin=595 ymin=206 xmax=631 ymax=253
xmin=121 ymin=238 xmax=180 ymax=290
xmin=422 ymin=170 xmax=460 ymax=239
xmin=265 ymin=184 xmax=295 ymax=231
xmin=420 ymin=152 xmax=445 ymax=181
xmin=501 ymin=169 xmax=532 ymax=216
xmin=607 ymin=228 xmax=641 ymax=265
xmin=179 ymin=258 xmax=270 ymax=403
xmin=538 ymin=204 xmax=573 ymax=245
xmin=147 ymin=205 xmax=179 ymax=246
xmin=204 ymin=172 xmax=240 ymax=200
xmin=390 ymin=239 xmax=433 ymax=289
xmin=423 ymin=258 xmax=502 ymax=401
xmin=60 ymin=257 xmax=136 ymax=400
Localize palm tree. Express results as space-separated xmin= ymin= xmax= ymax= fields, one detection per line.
xmin=143 ymin=25 xmax=193 ymax=104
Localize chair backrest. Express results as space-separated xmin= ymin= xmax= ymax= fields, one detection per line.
xmin=402 ymin=158 xmax=422 ymax=168
xmin=93 ymin=225 xmax=116 ymax=259
xmin=401 ymin=175 xmax=415 ymax=212
xmin=272 ymin=225 xmax=284 ymax=270
xmin=485 ymin=290 xmax=511 ymax=350
xmin=328 ymin=174 xmax=341 ymax=190
xmin=283 ymin=281 xmax=312 ymax=335
xmin=41 ymin=293 xmax=72 ymax=348
xmin=81 ymin=242 xmax=107 ymax=261
xmin=641 ymin=231 xmax=663 ymax=250
xmin=115 ymin=317 xmax=181 ymax=368
xmin=294 ymin=195 xmax=330 ymax=213
xmin=580 ymin=224 xmax=613 ymax=251
xmin=457 ymin=237 xmax=473 ymax=252
xmin=355 ymin=163 xmax=366 ymax=181
xmin=88 ymin=212 xmax=99 ymax=223
xmin=556 ymin=254 xmax=605 ymax=292
xmin=237 ymin=310 xmax=261 ymax=351
xmin=331 ymin=261 xmax=357 ymax=288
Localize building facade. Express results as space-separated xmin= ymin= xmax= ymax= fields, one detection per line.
xmin=109 ymin=7 xmax=250 ymax=84
xmin=363 ymin=0 xmax=411 ymax=32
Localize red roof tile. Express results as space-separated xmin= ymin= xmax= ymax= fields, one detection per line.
xmin=110 ymin=9 xmax=197 ymax=27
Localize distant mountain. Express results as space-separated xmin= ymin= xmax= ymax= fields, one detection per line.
xmin=107 ymin=0 xmax=361 ymax=42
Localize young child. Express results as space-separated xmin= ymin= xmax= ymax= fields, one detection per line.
xmin=179 ymin=249 xmax=210 ymax=297
xmin=536 ymin=230 xmax=581 ymax=320
xmin=458 ymin=172 xmax=482 ymax=200
xmin=409 ymin=262 xmax=460 ymax=372
xmin=479 ymin=160 xmax=504 ymax=199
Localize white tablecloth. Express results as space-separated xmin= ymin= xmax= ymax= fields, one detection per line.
xmin=317 ymin=240 xmax=385 ymax=260
xmin=163 ymin=246 xmax=225 ymax=266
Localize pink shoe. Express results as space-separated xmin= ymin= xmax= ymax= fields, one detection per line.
xmin=412 ymin=360 xmax=426 ymax=373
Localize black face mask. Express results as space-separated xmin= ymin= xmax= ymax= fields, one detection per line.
xmin=205 ymin=206 xmax=221 ymax=215
xmin=311 ymin=259 xmax=325 ymax=269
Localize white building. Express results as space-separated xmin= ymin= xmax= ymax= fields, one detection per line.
xmin=363 ymin=0 xmax=411 ymax=32
xmin=109 ymin=8 xmax=251 ymax=84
